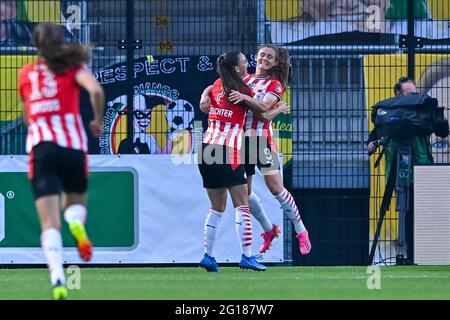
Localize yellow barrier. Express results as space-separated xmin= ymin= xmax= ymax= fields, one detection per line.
xmin=0 ymin=55 xmax=36 ymax=121
xmin=265 ymin=0 xmax=302 ymax=21
xmin=428 ymin=0 xmax=450 ymax=20
xmin=24 ymin=0 xmax=62 ymax=23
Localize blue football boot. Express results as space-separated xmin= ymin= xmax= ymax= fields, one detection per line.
xmin=239 ymin=254 xmax=266 ymax=271
xmin=200 ymin=253 xmax=220 ymax=272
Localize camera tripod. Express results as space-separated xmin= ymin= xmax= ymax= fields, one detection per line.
xmin=369 ymin=139 xmax=414 ymax=265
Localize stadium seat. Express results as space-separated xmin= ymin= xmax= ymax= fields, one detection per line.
xmin=265 ymin=0 xmax=302 ymax=21
xmin=0 ymin=55 xmax=36 ymax=122
xmin=428 ymin=0 xmax=450 ymax=19
xmin=23 ymin=0 xmax=62 ymax=23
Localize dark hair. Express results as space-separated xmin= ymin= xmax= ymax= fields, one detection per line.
xmin=216 ymin=51 xmax=248 ymax=96
xmin=33 ymin=23 xmax=90 ymax=74
xmin=257 ymin=44 xmax=291 ymax=88
xmin=394 ymin=76 xmax=415 ymax=95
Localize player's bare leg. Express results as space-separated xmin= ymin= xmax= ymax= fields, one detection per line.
xmin=36 ymin=195 xmax=68 ymax=300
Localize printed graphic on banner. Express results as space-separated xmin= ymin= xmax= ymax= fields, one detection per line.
xmin=364 ymin=53 xmax=450 ymax=263
xmin=267 ymin=0 xmax=450 ymax=44
xmin=0 ymin=171 xmax=136 ymax=248
xmin=101 ymin=93 xmax=195 ymax=155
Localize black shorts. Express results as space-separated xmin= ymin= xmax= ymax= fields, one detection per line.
xmin=198 ymin=143 xmax=247 ymax=189
xmin=243 ymin=136 xmax=280 ymax=176
xmin=29 ymin=142 xmax=88 ymax=199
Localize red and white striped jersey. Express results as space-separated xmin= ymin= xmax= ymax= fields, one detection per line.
xmin=243 ymin=74 xmax=284 ymax=151
xmin=18 ymin=60 xmax=88 ymax=154
xmin=203 ymin=78 xmax=252 ymax=151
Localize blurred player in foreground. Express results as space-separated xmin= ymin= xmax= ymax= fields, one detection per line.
xmin=18 ymin=23 xmax=104 ymax=299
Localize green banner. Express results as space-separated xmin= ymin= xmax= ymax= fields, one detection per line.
xmin=0 ymin=171 xmax=135 ymax=248
xmin=273 ymin=88 xmax=293 ymax=168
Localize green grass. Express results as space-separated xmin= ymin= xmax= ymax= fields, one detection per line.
xmin=1 ymin=266 xmax=450 ymax=300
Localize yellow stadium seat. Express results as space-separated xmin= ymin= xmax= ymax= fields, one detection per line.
xmin=0 ymin=55 xmax=37 ymax=121
xmin=24 ymin=0 xmax=61 ymax=23
xmin=428 ymin=0 xmax=450 ymax=20
xmin=265 ymin=0 xmax=302 ymax=21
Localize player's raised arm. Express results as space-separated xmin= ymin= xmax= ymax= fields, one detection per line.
xmin=257 ymin=101 xmax=290 ymax=122
xmin=229 ymin=88 xmax=278 ymax=113
xmin=200 ymin=85 xmax=213 ymax=113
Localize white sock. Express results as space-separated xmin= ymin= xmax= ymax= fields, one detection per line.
xmin=204 ymin=209 xmax=223 ymax=256
xmin=275 ymin=189 xmax=306 ymax=234
xmin=248 ymin=192 xmax=272 ymax=232
xmin=64 ymin=204 xmax=87 ymax=224
xmin=235 ymin=205 xmax=252 ymax=257
xmin=41 ymin=228 xmax=65 ymax=286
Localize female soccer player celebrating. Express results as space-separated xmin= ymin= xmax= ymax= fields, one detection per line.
xmin=200 ymin=44 xmax=311 ymax=256
xmin=198 ymin=50 xmax=288 ymax=272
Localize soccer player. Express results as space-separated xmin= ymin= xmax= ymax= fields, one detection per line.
xmin=198 ymin=50 xmax=288 ymax=272
xmin=18 ymin=23 xmax=104 ymax=299
xmin=200 ymin=44 xmax=312 ymax=256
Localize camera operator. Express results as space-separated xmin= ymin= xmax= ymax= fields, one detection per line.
xmin=367 ymin=76 xmax=435 ymax=265
xmin=368 ymin=77 xmax=434 ymax=174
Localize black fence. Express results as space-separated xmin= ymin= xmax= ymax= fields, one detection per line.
xmin=1 ymin=0 xmax=449 ymax=265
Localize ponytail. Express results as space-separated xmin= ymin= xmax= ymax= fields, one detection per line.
xmin=272 ymin=47 xmax=290 ymax=88
xmin=216 ymin=51 xmax=248 ymax=96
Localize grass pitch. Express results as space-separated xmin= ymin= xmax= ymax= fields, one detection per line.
xmin=1 ymin=266 xmax=449 ymax=300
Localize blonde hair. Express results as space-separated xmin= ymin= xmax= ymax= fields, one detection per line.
xmin=417 ymin=57 xmax=450 ymax=94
